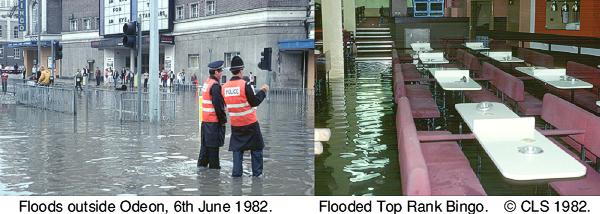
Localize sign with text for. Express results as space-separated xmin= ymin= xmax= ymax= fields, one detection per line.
xmin=17 ymin=0 xmax=26 ymax=31
xmin=100 ymin=0 xmax=172 ymax=36
xmin=0 ymin=196 xmax=599 ymax=214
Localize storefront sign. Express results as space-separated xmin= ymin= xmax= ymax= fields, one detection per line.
xmin=100 ymin=0 xmax=172 ymax=36
xmin=17 ymin=0 xmax=26 ymax=31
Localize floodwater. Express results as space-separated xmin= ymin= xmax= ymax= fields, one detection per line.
xmin=315 ymin=61 xmax=549 ymax=196
xmin=315 ymin=61 xmax=402 ymax=195
xmin=0 ymin=89 xmax=313 ymax=196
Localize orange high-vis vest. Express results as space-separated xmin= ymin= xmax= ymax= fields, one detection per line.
xmin=201 ymin=78 xmax=219 ymax=122
xmin=222 ymin=79 xmax=257 ymax=127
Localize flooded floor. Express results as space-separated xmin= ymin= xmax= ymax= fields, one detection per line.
xmin=315 ymin=61 xmax=549 ymax=196
xmin=315 ymin=61 xmax=401 ymax=195
xmin=0 ymin=90 xmax=313 ymax=196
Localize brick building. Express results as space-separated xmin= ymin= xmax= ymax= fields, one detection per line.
xmin=14 ymin=0 xmax=313 ymax=88
xmin=0 ymin=0 xmax=24 ymax=70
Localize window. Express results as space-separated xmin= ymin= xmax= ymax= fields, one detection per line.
xmin=190 ymin=3 xmax=199 ymax=18
xmin=176 ymin=6 xmax=184 ymax=20
xmin=13 ymin=26 xmax=18 ymax=38
xmin=0 ymin=48 xmax=4 ymax=58
xmin=224 ymin=52 xmax=240 ymax=68
xmin=83 ymin=19 xmax=91 ymax=30
xmin=205 ymin=1 xmax=216 ymax=16
xmin=96 ymin=17 xmax=100 ymax=29
xmin=70 ymin=19 xmax=78 ymax=31
xmin=0 ymin=25 xmax=3 ymax=38
xmin=14 ymin=48 xmax=20 ymax=59
xmin=188 ymin=54 xmax=200 ymax=69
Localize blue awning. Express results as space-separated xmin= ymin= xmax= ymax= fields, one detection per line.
xmin=278 ymin=39 xmax=315 ymax=51
xmin=8 ymin=41 xmax=52 ymax=48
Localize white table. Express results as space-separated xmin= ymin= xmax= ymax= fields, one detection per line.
xmin=481 ymin=51 xmax=525 ymax=63
xmin=433 ymin=69 xmax=482 ymax=108
xmin=596 ymin=101 xmax=599 ymax=107
xmin=411 ymin=42 xmax=433 ymax=52
xmin=419 ymin=52 xmax=449 ymax=64
xmin=455 ymin=102 xmax=587 ymax=181
xmin=515 ymin=67 xmax=593 ymax=101
xmin=433 ymin=69 xmax=481 ymax=91
xmin=464 ymin=42 xmax=490 ymax=51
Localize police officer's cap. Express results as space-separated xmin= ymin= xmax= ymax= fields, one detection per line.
xmin=208 ymin=60 xmax=224 ymax=71
xmin=229 ymin=56 xmax=244 ymax=72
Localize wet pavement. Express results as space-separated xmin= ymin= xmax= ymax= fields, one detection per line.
xmin=0 ymin=90 xmax=313 ymax=196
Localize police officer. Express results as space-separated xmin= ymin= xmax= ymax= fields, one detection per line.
xmin=222 ymin=56 xmax=269 ymax=177
xmin=198 ymin=60 xmax=227 ymax=169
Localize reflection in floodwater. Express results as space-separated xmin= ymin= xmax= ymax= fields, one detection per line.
xmin=0 ymin=90 xmax=313 ymax=195
xmin=316 ymin=61 xmax=401 ymax=195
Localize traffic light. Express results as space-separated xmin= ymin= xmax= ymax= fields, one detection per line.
xmin=53 ymin=41 xmax=63 ymax=60
xmin=122 ymin=21 xmax=138 ymax=48
xmin=258 ymin=47 xmax=272 ymax=71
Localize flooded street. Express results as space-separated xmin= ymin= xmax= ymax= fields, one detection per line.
xmin=315 ymin=61 xmax=402 ymax=195
xmin=0 ymin=90 xmax=313 ymax=196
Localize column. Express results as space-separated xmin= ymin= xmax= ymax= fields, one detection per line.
xmin=322 ymin=0 xmax=344 ymax=80
xmin=148 ymin=0 xmax=160 ymax=122
xmin=343 ymin=0 xmax=356 ymax=33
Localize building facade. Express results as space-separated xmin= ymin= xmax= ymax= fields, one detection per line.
xmin=16 ymin=0 xmax=312 ymax=88
xmin=0 ymin=0 xmax=24 ymax=70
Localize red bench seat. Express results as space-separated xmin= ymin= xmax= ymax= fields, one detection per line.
xmin=397 ymin=97 xmax=486 ymax=196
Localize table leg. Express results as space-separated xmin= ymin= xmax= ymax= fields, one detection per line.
xmin=458 ymin=121 xmax=463 ymax=148
xmin=461 ymin=91 xmax=465 ymax=103
xmin=571 ymin=90 xmax=575 ymax=103
xmin=477 ymin=153 xmax=482 ymax=179
xmin=443 ymin=91 xmax=446 ymax=110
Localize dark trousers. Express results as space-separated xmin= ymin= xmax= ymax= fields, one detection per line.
xmin=144 ymin=79 xmax=148 ymax=88
xmin=197 ymin=145 xmax=220 ymax=169
xmin=76 ymin=82 xmax=83 ymax=90
xmin=232 ymin=150 xmax=263 ymax=177
xmin=1 ymin=80 xmax=7 ymax=93
xmin=96 ymin=77 xmax=101 ymax=86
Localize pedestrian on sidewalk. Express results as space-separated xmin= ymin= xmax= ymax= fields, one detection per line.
xmin=112 ymin=68 xmax=118 ymax=88
xmin=75 ymin=70 xmax=83 ymax=91
xmin=191 ymin=73 xmax=198 ymax=86
xmin=161 ymin=69 xmax=168 ymax=88
xmin=129 ymin=71 xmax=135 ymax=89
xmin=37 ymin=66 xmax=51 ymax=86
xmin=143 ymin=71 xmax=149 ymax=89
xmin=169 ymin=70 xmax=175 ymax=89
xmin=95 ymin=67 xmax=101 ymax=86
xmin=1 ymin=70 xmax=8 ymax=94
